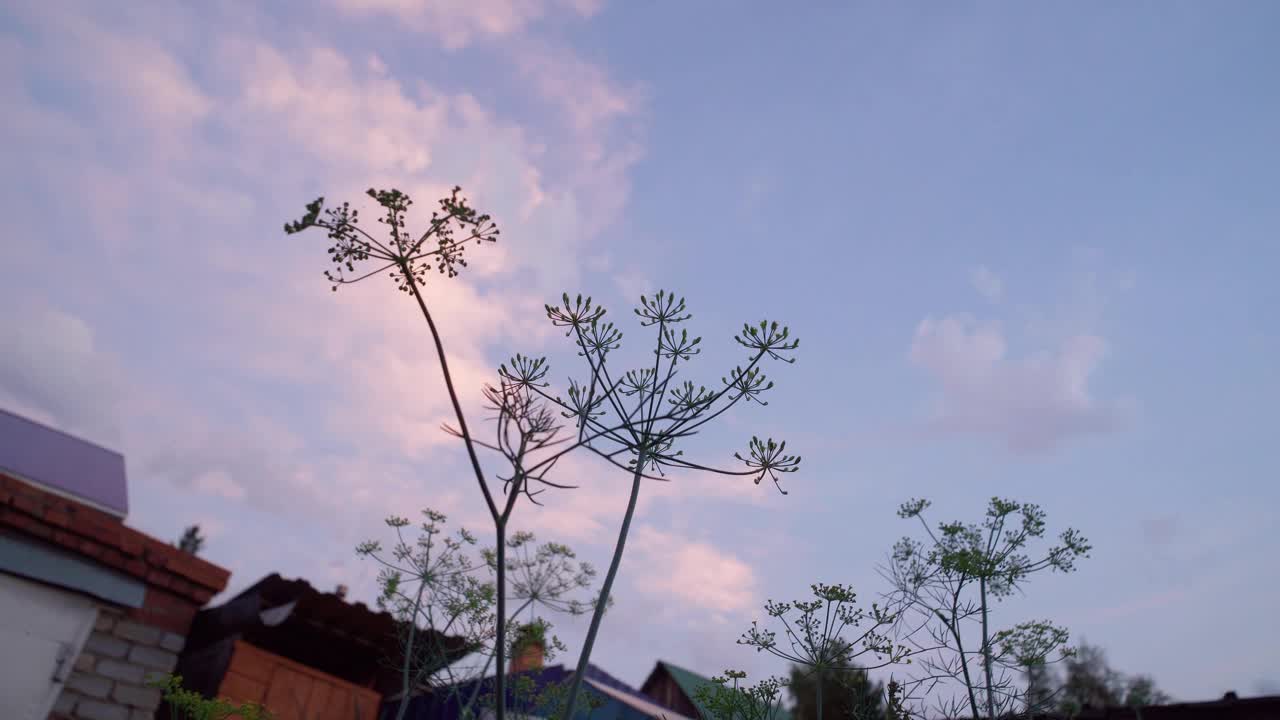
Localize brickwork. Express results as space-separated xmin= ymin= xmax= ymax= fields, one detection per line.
xmin=0 ymin=472 xmax=230 ymax=720
xmin=0 ymin=472 xmax=230 ymax=606
xmin=50 ymin=605 xmax=183 ymax=720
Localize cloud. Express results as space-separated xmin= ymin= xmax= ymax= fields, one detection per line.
xmin=969 ymin=265 xmax=1003 ymax=302
xmin=909 ymin=313 xmax=1123 ymax=453
xmin=1 ymin=1 xmax=643 ymax=608
xmin=331 ymin=0 xmax=601 ymax=50
xmin=631 ymin=525 xmax=758 ymax=615
xmin=0 ymin=302 xmax=125 ymax=448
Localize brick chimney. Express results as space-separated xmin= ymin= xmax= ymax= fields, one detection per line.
xmin=510 ymin=637 xmax=545 ymax=674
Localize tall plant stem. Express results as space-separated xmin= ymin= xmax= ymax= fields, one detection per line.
xmin=403 ymin=270 xmax=506 ymax=720
xmin=942 ymin=604 xmax=982 ymax=720
xmin=404 ymin=269 xmax=498 ymax=517
xmin=560 ymin=452 xmax=647 ymax=720
xmin=816 ymin=671 xmax=824 ymax=720
xmin=980 ymin=578 xmax=996 ymax=720
xmin=394 ymin=581 xmax=429 ymax=720
xmin=494 ymin=519 xmax=508 ymax=720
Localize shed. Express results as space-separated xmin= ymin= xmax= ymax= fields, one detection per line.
xmin=0 ymin=408 xmax=230 ymax=720
xmin=171 ymin=573 xmax=470 ymax=720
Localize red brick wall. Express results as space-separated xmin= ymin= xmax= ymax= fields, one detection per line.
xmin=0 ymin=471 xmax=230 ymax=611
xmin=1 ymin=471 xmax=233 ymax=720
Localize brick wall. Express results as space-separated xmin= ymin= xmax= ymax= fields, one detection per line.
xmin=0 ymin=472 xmax=231 ymax=720
xmin=51 ymin=606 xmax=184 ymax=720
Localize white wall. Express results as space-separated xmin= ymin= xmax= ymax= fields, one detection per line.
xmin=0 ymin=572 xmax=98 ymax=720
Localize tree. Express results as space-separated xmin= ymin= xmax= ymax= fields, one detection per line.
xmin=1122 ymin=674 xmax=1170 ymax=708
xmin=881 ymin=497 xmax=1091 ymax=720
xmin=1051 ymin=642 xmax=1170 ymax=716
xmin=736 ymin=584 xmax=908 ymax=720
xmin=788 ymin=661 xmax=885 ymax=720
xmin=176 ymin=525 xmax=205 ymax=556
xmin=502 ymin=292 xmax=803 ymax=719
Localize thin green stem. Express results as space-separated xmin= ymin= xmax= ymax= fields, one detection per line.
xmin=980 ymin=577 xmax=996 ymax=720
xmin=560 ymin=450 xmax=648 ymax=720
xmin=393 ymin=579 xmax=429 ymax=720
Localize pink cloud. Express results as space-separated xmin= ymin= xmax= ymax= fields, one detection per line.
xmin=631 ymin=525 xmax=758 ymax=615
xmin=910 ymin=312 xmax=1123 ymax=453
xmin=331 ymin=0 xmax=601 ymax=50
xmin=0 ymin=1 xmax=645 ymax=607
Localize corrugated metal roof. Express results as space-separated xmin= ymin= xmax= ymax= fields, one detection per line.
xmin=0 ymin=407 xmax=128 ymax=516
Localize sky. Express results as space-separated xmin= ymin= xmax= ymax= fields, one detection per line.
xmin=2 ymin=0 xmax=1279 ymax=707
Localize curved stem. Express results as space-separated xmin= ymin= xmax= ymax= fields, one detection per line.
xmin=403 ymin=267 xmax=498 ymax=519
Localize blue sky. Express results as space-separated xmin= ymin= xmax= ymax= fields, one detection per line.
xmin=2 ymin=0 xmax=1278 ymax=706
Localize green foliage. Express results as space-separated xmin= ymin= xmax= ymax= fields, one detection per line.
xmin=482 ymin=530 xmax=601 ymax=619
xmin=893 ymin=498 xmax=1091 ymax=598
xmin=733 ymin=585 xmax=909 ymax=720
xmin=1049 ymin=642 xmax=1171 ymax=716
xmin=883 ymin=497 xmax=1091 ymax=719
xmin=147 ymin=674 xmax=273 ymax=720
xmin=358 ymin=509 xmax=598 ymax=720
xmin=468 ymin=673 xmax=608 ymax=720
xmin=788 ymin=663 xmax=886 ymax=720
xmin=739 ymin=584 xmax=909 ymax=673
xmin=694 ymin=670 xmax=790 ymax=720
xmin=176 ymin=524 xmax=205 ymax=556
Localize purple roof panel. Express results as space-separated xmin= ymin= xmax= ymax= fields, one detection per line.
xmin=0 ymin=408 xmax=128 ymax=517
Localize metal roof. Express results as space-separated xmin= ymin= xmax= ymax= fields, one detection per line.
xmin=0 ymin=407 xmax=128 ymax=516
xmin=393 ymin=662 xmax=675 ymax=720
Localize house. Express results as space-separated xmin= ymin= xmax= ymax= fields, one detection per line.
xmin=390 ymin=643 xmax=698 ymax=720
xmin=170 ymin=573 xmax=473 ymax=720
xmin=0 ymin=408 xmax=231 ymax=720
xmin=640 ymin=661 xmax=793 ymax=720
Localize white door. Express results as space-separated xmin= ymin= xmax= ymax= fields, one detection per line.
xmin=0 ymin=572 xmax=99 ymax=720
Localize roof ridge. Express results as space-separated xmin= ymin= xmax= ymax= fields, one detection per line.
xmin=660 ymin=660 xmax=713 ymax=682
